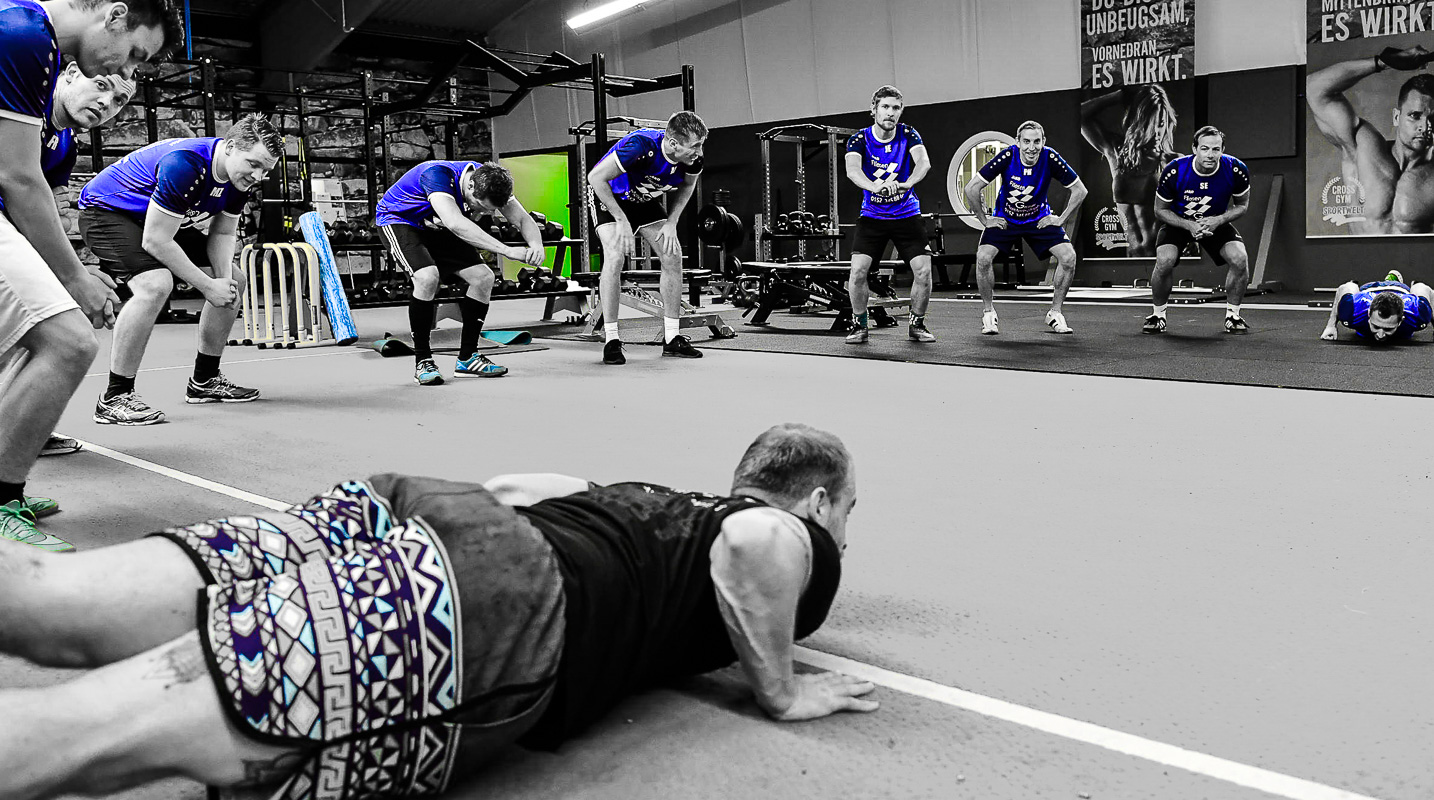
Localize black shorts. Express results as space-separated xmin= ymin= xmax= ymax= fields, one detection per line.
xmin=380 ymin=222 xmax=484 ymax=278
xmin=589 ymin=193 xmax=666 ymax=233
xmin=977 ymin=221 xmax=1072 ymax=260
xmin=1154 ymin=222 xmax=1243 ymax=267
xmin=79 ymin=207 xmax=212 ymax=285
xmin=851 ymin=214 xmax=930 ymax=263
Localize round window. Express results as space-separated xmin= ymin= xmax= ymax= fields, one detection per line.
xmin=946 ymin=131 xmax=1016 ymax=231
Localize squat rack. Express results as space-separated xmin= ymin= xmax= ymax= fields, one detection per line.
xmin=755 ymin=124 xmax=857 ymax=261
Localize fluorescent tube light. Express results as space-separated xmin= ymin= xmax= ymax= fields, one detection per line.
xmin=567 ymin=0 xmax=661 ymax=29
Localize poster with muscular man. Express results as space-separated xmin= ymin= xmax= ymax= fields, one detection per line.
xmin=1306 ymin=0 xmax=1434 ymax=237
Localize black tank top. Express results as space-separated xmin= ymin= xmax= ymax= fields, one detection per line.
xmin=516 ymin=482 xmax=842 ymax=748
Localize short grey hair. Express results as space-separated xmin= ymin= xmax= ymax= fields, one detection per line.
xmin=731 ymin=423 xmax=853 ymax=505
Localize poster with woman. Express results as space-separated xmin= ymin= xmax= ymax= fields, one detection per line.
xmin=1306 ymin=0 xmax=1434 ymax=237
xmin=1077 ymin=0 xmax=1196 ymax=258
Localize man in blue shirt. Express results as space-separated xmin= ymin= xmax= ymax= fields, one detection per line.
xmin=1143 ymin=125 xmax=1253 ymax=334
xmin=0 ymin=0 xmax=181 ymax=551
xmin=376 ymin=159 xmax=545 ymax=386
xmin=963 ymin=121 xmax=1088 ymax=335
xmin=845 ymin=85 xmax=936 ymax=344
xmin=78 ymin=114 xmax=282 ymax=425
xmin=0 ymin=61 xmax=132 ymax=524
xmin=1320 ymin=270 xmax=1434 ymax=344
xmin=587 ymin=111 xmax=706 ymax=365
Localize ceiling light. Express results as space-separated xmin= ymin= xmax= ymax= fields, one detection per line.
xmin=567 ymin=0 xmax=662 ymax=30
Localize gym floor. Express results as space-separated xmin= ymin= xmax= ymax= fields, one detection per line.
xmin=5 ymin=292 xmax=1428 ymax=800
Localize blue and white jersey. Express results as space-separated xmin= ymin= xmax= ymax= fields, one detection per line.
xmin=1337 ymin=280 xmax=1434 ymax=340
xmin=600 ymin=129 xmax=702 ymax=203
xmin=846 ymin=123 xmax=923 ymax=220
xmin=79 ymin=137 xmax=250 ymax=226
xmin=976 ymin=145 xmax=1079 ymax=226
xmin=376 ymin=160 xmax=481 ymax=229
xmin=1155 ymin=154 xmax=1251 ymax=221
xmin=0 ymin=0 xmax=58 ymax=127
xmin=0 ymin=115 xmax=73 ymax=213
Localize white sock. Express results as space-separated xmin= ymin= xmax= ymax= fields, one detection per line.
xmin=604 ymin=322 xmax=619 ymax=343
xmin=1153 ymin=303 xmax=1168 ymax=318
xmin=1226 ymin=303 xmax=1241 ymax=318
xmin=664 ymin=317 xmax=680 ymax=342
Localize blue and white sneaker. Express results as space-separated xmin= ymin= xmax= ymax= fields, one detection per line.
xmin=455 ymin=353 xmax=509 ymax=378
xmin=415 ymin=359 xmax=444 ymax=386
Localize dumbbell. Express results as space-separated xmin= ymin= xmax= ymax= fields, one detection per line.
xmin=542 ymin=221 xmax=564 ymax=241
xmin=776 ymin=213 xmax=790 ymax=234
xmin=817 ymin=214 xmax=831 ymax=232
xmin=516 ymin=267 xmax=537 ymax=293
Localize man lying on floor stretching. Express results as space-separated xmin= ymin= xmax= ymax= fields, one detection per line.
xmin=0 ymin=422 xmax=877 ymax=800
xmin=1320 ymin=270 xmax=1434 ymax=343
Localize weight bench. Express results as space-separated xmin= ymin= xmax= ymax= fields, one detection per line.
xmin=570 ymin=269 xmax=736 ymax=341
xmin=741 ymin=261 xmax=910 ymax=330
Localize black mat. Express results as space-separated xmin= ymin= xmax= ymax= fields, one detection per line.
xmin=693 ymin=299 xmax=1434 ymax=397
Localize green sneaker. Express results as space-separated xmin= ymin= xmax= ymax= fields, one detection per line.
xmin=1386 ymin=270 xmax=1404 ymax=283
xmin=23 ymin=495 xmax=59 ymax=519
xmin=0 ymin=500 xmax=73 ymax=552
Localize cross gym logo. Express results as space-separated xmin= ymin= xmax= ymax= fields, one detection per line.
xmin=1092 ymin=206 xmax=1127 ymax=250
xmin=1320 ymin=176 xmax=1365 ymax=227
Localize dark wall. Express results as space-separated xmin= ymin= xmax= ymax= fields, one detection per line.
xmin=699 ymin=65 xmax=1428 ymax=293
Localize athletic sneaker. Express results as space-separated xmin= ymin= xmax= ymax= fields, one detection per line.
xmin=603 ymin=339 xmax=626 ymax=365
xmin=1224 ymin=315 xmax=1249 ymax=334
xmin=662 ymin=335 xmax=703 ymax=358
xmin=908 ymin=323 xmax=936 ymax=343
xmin=186 ymin=374 xmax=260 ymax=404
xmin=39 ymin=433 xmax=81 ymax=456
xmin=981 ymin=311 xmax=999 ymax=335
xmin=846 ymin=325 xmax=869 ymax=344
xmin=414 ymin=359 xmax=444 ymax=385
xmin=1387 ymin=270 xmax=1404 ymax=283
xmin=23 ymin=496 xmax=59 ymax=519
xmin=1141 ymin=314 xmax=1167 ymax=334
xmin=455 ymin=353 xmax=508 ymax=378
xmin=1045 ymin=311 xmax=1073 ymax=334
xmin=94 ymin=392 xmax=166 ymax=425
xmin=0 ymin=500 xmax=72 ymax=552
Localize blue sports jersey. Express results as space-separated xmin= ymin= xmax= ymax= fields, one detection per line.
xmin=846 ymin=124 xmax=923 ymax=220
xmin=1155 ymin=154 xmax=1251 ymax=221
xmin=0 ymin=115 xmax=73 ymax=213
xmin=600 ymin=129 xmax=702 ymax=203
xmin=0 ymin=0 xmax=59 ymax=126
xmin=79 ymin=137 xmax=250 ymax=226
xmin=976 ymin=145 xmax=1079 ymax=225
xmin=1337 ymin=280 xmax=1433 ymax=339
xmin=375 ymin=160 xmax=481 ymax=229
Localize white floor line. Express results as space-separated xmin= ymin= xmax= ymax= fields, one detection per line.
xmin=66 ymin=437 xmax=1380 ymax=800
xmin=795 ymin=647 xmax=1380 ymax=800
xmin=83 ymin=347 xmax=368 ymax=379
xmin=927 ymin=297 xmax=1326 ymax=312
xmin=69 ymin=438 xmax=290 ymax=511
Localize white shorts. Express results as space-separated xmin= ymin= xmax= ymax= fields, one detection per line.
xmin=0 ymin=212 xmax=78 ymax=356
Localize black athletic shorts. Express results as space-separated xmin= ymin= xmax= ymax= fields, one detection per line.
xmin=79 ymin=208 xmax=212 ymax=287
xmin=977 ymin=221 xmax=1072 ymax=261
xmin=1155 ymin=222 xmax=1243 ymax=267
xmin=589 ymin=193 xmax=667 ymax=232
xmin=851 ymin=214 xmax=930 ymax=262
xmin=380 ymin=222 xmax=484 ymax=278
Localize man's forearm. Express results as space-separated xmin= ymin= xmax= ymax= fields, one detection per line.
xmin=1309 ymin=59 xmax=1378 ymax=103
xmin=445 ymin=216 xmax=510 ymax=253
xmin=667 ymin=183 xmax=696 ymax=222
xmin=1155 ymin=208 xmax=1192 ymax=230
xmin=2 ymin=177 xmax=89 ymax=283
xmin=904 ymin=161 xmax=931 ymax=188
xmin=964 ymin=184 xmax=989 ymax=225
xmin=206 ymin=233 xmax=237 ymax=280
xmin=1057 ymin=186 xmax=1088 ymax=226
xmin=144 ymin=238 xmax=216 ymax=287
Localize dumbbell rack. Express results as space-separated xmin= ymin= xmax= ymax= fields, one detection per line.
xmin=756 ymin=124 xmax=858 ymax=261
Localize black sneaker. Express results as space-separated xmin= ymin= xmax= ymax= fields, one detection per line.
xmin=603 ymin=339 xmax=626 ymax=365
xmin=662 ymin=335 xmax=703 ymax=358
xmin=1224 ymin=315 xmax=1249 ymax=334
xmin=1141 ymin=314 xmax=1167 ymax=334
xmin=186 ymin=373 xmax=260 ymax=404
